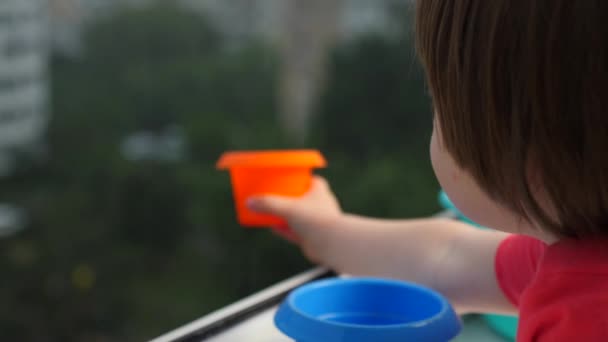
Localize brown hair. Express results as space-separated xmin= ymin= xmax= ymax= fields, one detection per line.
xmin=415 ymin=0 xmax=608 ymax=238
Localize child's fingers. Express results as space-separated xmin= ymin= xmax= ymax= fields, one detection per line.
xmin=247 ymin=196 xmax=296 ymax=217
xmin=311 ymin=176 xmax=329 ymax=190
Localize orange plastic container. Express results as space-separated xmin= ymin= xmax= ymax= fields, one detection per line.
xmin=217 ymin=150 xmax=327 ymax=227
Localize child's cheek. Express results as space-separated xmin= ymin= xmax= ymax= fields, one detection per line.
xmin=450 ymin=170 xmax=460 ymax=182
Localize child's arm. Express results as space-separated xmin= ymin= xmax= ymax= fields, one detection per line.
xmin=248 ymin=177 xmax=516 ymax=315
xmin=331 ymin=215 xmax=515 ymax=314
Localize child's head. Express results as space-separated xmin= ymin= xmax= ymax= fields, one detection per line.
xmin=415 ymin=1 xmax=608 ymax=239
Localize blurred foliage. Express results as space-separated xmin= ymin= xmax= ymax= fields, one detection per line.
xmin=0 ymin=2 xmax=439 ymax=341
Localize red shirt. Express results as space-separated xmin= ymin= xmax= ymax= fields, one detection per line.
xmin=495 ymin=235 xmax=608 ymax=341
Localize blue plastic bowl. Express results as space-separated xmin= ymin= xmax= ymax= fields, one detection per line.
xmin=274 ymin=277 xmax=462 ymax=342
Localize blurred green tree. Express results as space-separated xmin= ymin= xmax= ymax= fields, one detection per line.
xmin=1 ymin=3 xmax=439 ymax=341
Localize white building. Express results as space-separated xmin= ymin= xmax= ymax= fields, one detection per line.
xmin=0 ymin=0 xmax=49 ymax=176
xmin=0 ymin=204 xmax=26 ymax=238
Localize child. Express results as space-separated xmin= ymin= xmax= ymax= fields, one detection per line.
xmin=249 ymin=0 xmax=608 ymax=341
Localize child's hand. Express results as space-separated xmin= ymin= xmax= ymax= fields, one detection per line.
xmin=247 ymin=176 xmax=343 ymax=263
